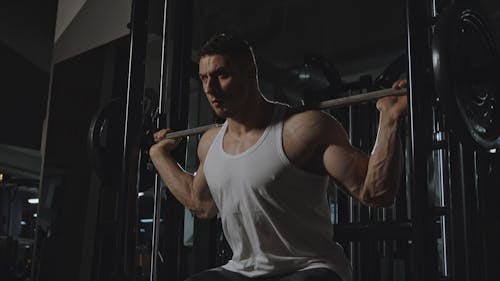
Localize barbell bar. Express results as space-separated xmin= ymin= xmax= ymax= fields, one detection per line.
xmin=164 ymin=87 xmax=407 ymax=140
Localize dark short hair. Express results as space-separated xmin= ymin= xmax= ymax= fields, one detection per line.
xmin=199 ymin=32 xmax=255 ymax=64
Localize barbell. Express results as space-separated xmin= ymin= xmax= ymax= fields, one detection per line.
xmin=163 ymin=87 xmax=407 ymax=139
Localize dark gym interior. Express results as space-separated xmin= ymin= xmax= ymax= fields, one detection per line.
xmin=1 ymin=0 xmax=499 ymax=281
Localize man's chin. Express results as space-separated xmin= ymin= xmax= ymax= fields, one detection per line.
xmin=213 ymin=109 xmax=228 ymax=118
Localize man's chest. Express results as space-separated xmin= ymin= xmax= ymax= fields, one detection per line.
xmin=222 ymin=130 xmax=264 ymax=155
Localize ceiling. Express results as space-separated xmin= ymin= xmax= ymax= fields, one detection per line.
xmin=192 ymin=0 xmax=407 ymax=75
xmin=189 ymin=0 xmax=408 ymax=104
xmin=46 ymin=0 xmax=500 ymax=89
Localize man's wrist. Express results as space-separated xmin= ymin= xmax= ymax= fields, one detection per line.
xmin=379 ymin=111 xmax=400 ymax=129
xmin=149 ymin=143 xmax=174 ymax=160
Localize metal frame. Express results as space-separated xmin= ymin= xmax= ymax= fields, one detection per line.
xmin=115 ymin=0 xmax=150 ymax=280
xmin=149 ymin=0 xmax=194 ymax=281
xmin=405 ymin=1 xmax=439 ymax=280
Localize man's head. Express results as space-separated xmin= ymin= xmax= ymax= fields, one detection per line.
xmin=199 ymin=32 xmax=256 ymax=68
xmin=198 ymin=32 xmax=260 ymax=118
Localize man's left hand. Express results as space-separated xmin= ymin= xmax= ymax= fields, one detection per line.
xmin=376 ymin=79 xmax=408 ymax=121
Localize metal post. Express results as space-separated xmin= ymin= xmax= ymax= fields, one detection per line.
xmin=150 ymin=0 xmax=194 ymax=280
xmin=405 ymin=0 xmax=438 ymax=281
xmin=150 ymin=0 xmax=170 ymax=278
xmin=117 ymin=0 xmax=149 ymax=280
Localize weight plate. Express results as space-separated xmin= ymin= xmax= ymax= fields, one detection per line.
xmin=432 ymin=6 xmax=500 ymax=149
xmin=87 ymin=98 xmax=126 ymax=180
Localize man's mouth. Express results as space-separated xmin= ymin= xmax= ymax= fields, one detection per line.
xmin=212 ymin=99 xmax=223 ymax=106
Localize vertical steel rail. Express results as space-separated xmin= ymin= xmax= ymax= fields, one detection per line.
xmin=119 ymin=0 xmax=149 ymax=280
xmin=150 ymin=0 xmax=170 ymax=279
xmin=347 ymin=92 xmax=356 ymax=278
xmin=430 ymin=3 xmax=450 ymax=277
xmin=150 ymin=0 xmax=194 ymax=280
xmin=405 ymin=0 xmax=438 ymax=281
xmin=162 ymin=0 xmax=193 ymax=278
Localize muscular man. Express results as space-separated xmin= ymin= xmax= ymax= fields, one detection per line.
xmin=149 ymin=32 xmax=408 ymax=281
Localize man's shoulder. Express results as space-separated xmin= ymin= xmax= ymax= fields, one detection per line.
xmin=202 ymin=125 xmax=222 ymax=141
xmin=283 ymin=109 xmax=347 ymax=145
xmin=284 ymin=109 xmax=336 ymax=130
xmin=198 ymin=126 xmax=222 ymax=160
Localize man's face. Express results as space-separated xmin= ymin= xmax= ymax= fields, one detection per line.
xmin=198 ymin=54 xmax=251 ymax=118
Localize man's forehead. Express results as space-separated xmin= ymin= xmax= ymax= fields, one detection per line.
xmin=199 ymin=54 xmax=232 ymax=70
xmin=200 ymin=54 xmax=228 ymax=63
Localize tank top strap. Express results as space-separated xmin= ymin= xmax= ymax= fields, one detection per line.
xmin=207 ymin=120 xmax=228 ymax=157
xmin=269 ymin=105 xmax=289 ymax=160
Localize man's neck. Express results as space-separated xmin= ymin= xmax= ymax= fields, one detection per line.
xmin=226 ymin=92 xmax=275 ymax=136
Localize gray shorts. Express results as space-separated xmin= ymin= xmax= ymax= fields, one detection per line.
xmin=185 ymin=267 xmax=343 ymax=281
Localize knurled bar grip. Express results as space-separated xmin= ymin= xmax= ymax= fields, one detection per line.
xmin=164 ymin=88 xmax=406 ymax=139
xmin=314 ymin=88 xmax=406 ymax=110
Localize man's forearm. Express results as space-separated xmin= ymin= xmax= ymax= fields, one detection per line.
xmin=362 ymin=113 xmax=402 ymax=206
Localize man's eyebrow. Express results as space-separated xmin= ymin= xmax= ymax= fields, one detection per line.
xmin=212 ymin=67 xmax=227 ymax=75
xmin=199 ymin=66 xmax=228 ymax=77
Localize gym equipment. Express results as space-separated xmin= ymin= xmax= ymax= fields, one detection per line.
xmin=162 ymin=87 xmax=407 ymax=140
xmin=88 ymin=98 xmax=125 ymax=180
xmin=374 ymin=54 xmax=407 ymax=89
xmin=432 ymin=5 xmax=500 ymax=149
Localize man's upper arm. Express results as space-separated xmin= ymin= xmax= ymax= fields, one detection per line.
xmin=319 ymin=114 xmax=369 ymax=201
xmin=191 ymin=127 xmax=220 ymax=218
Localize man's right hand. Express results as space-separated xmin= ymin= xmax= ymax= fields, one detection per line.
xmin=150 ymin=128 xmax=182 ymax=155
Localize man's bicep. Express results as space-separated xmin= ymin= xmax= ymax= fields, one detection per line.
xmin=192 ymin=162 xmax=210 ymax=197
xmin=192 ymin=161 xmax=218 ymax=218
xmin=323 ymin=142 xmax=369 ymax=200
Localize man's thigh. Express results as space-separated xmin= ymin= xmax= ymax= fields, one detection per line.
xmin=186 ymin=268 xmax=342 ymax=281
xmin=272 ymin=268 xmax=342 ymax=281
xmin=186 ymin=267 xmax=252 ymax=281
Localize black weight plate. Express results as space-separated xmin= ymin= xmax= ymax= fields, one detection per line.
xmin=87 ymin=98 xmax=126 ymax=180
xmin=433 ymin=6 xmax=500 ymax=149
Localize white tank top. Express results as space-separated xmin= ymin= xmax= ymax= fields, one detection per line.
xmin=203 ymin=106 xmax=352 ymax=281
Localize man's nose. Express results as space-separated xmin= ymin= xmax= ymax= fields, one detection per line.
xmin=205 ymin=76 xmax=219 ymax=93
